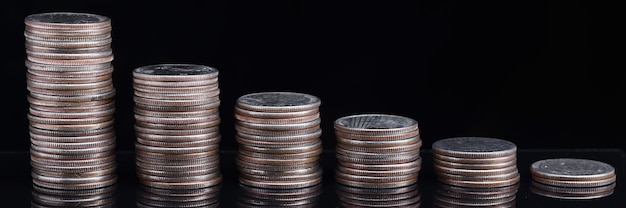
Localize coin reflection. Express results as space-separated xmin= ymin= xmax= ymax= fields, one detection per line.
xmin=136 ymin=184 xmax=221 ymax=208
xmin=237 ymin=182 xmax=322 ymax=208
xmin=530 ymin=180 xmax=616 ymax=200
xmin=433 ymin=182 xmax=518 ymax=208
xmin=335 ymin=182 xmax=421 ymax=208
xmin=31 ymin=184 xmax=117 ymax=208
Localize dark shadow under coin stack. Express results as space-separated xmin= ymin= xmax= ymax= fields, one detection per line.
xmin=530 ymin=158 xmax=617 ymax=200
xmin=333 ymin=114 xmax=422 ymax=208
xmin=132 ymin=64 xmax=222 ymax=208
xmin=234 ymin=92 xmax=323 ymax=207
xmin=431 ymin=137 xmax=519 ymax=208
xmin=24 ymin=12 xmax=117 ymax=207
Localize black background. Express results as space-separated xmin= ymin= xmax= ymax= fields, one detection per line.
xmin=2 ymin=0 xmax=624 ymax=152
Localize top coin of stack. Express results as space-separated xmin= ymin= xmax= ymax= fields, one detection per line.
xmin=24 ymin=12 xmax=118 ymax=204
xmin=530 ymin=158 xmax=617 ymax=200
xmin=333 ymin=114 xmax=422 ymax=190
xmin=132 ymin=64 xmax=223 ymax=195
xmin=234 ymin=91 xmax=323 ymax=207
xmin=431 ymin=137 xmax=519 ymax=207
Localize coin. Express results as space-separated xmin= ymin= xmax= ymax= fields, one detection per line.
xmin=432 ymin=137 xmax=517 ymax=159
xmin=24 ymin=12 xmax=111 ymax=29
xmin=334 ymin=114 xmax=419 ymax=135
xmin=236 ymin=91 xmax=321 ymax=112
xmin=530 ymin=158 xmax=616 ymax=181
xmin=133 ymin=63 xmax=219 ymax=81
xmin=529 ymin=158 xmax=617 ymax=199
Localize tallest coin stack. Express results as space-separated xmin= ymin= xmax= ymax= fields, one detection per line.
xmin=25 ymin=12 xmax=118 ymax=207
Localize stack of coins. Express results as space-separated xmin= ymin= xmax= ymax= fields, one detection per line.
xmin=234 ymin=91 xmax=323 ymax=207
xmin=431 ymin=137 xmax=520 ymax=207
xmin=132 ymin=64 xmax=222 ymax=207
xmin=24 ymin=12 xmax=117 ymax=207
xmin=333 ymin=114 xmax=422 ymax=207
xmin=530 ymin=158 xmax=616 ymax=200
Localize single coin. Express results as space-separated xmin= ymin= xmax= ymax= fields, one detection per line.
xmin=133 ymin=63 xmax=219 ymax=81
xmin=235 ymin=125 xmax=320 ymax=137
xmin=24 ymin=37 xmax=113 ymax=49
xmin=432 ymin=137 xmax=517 ymax=159
xmin=334 ymin=128 xmax=419 ymax=141
xmin=235 ymin=118 xmax=321 ymax=131
xmin=433 ymin=163 xmax=518 ymax=177
xmin=530 ymin=158 xmax=616 ymax=181
xmin=433 ymin=152 xmax=517 ymax=165
xmin=28 ymin=88 xmax=116 ymax=102
xmin=26 ymin=48 xmax=112 ymax=60
xmin=235 ymin=107 xmax=318 ymax=119
xmin=237 ymin=140 xmax=322 ymax=154
xmin=25 ymin=25 xmax=112 ymax=36
xmin=239 ymin=175 xmax=322 ymax=189
xmin=234 ymin=112 xmax=320 ymax=124
xmin=334 ymin=114 xmax=419 ymax=135
xmin=24 ymin=30 xmax=111 ymax=42
xmin=133 ymin=101 xmax=221 ymax=113
xmin=238 ymin=145 xmax=322 ymax=160
xmin=338 ymin=157 xmax=422 ymax=171
xmin=236 ymin=129 xmax=322 ymax=142
xmin=25 ymin=59 xmax=111 ymax=72
xmin=236 ymin=91 xmax=321 ymax=112
xmin=433 ymin=157 xmax=517 ymax=170
xmin=24 ymin=12 xmax=111 ymax=29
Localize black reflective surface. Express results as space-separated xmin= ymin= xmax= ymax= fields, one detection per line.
xmin=2 ymin=149 xmax=624 ymax=207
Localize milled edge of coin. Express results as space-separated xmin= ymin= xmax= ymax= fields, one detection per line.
xmin=433 ymin=157 xmax=518 ymax=170
xmin=235 ymin=106 xmax=319 ymax=119
xmin=532 ymin=174 xmax=617 ymax=188
xmin=431 ymin=137 xmax=517 ymax=159
xmin=24 ymin=12 xmax=111 ymax=29
xmin=235 ymin=118 xmax=321 ymax=131
xmin=338 ymin=157 xmax=422 ymax=171
xmin=333 ymin=113 xmax=419 ymax=135
xmin=133 ymin=63 xmax=219 ymax=81
xmin=236 ymin=91 xmax=321 ymax=113
xmin=530 ymin=158 xmax=616 ymax=181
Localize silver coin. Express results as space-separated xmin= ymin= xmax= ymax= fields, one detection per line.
xmin=236 ymin=91 xmax=321 ymax=112
xmin=133 ymin=63 xmax=219 ymax=81
xmin=25 ymin=12 xmax=111 ymax=29
xmin=530 ymin=158 xmax=616 ymax=181
xmin=432 ymin=137 xmax=517 ymax=158
xmin=334 ymin=114 xmax=419 ymax=135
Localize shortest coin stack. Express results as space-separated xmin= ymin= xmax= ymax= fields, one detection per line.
xmin=431 ymin=137 xmax=520 ymax=207
xmin=530 ymin=158 xmax=617 ymax=200
xmin=333 ymin=114 xmax=422 ymax=207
